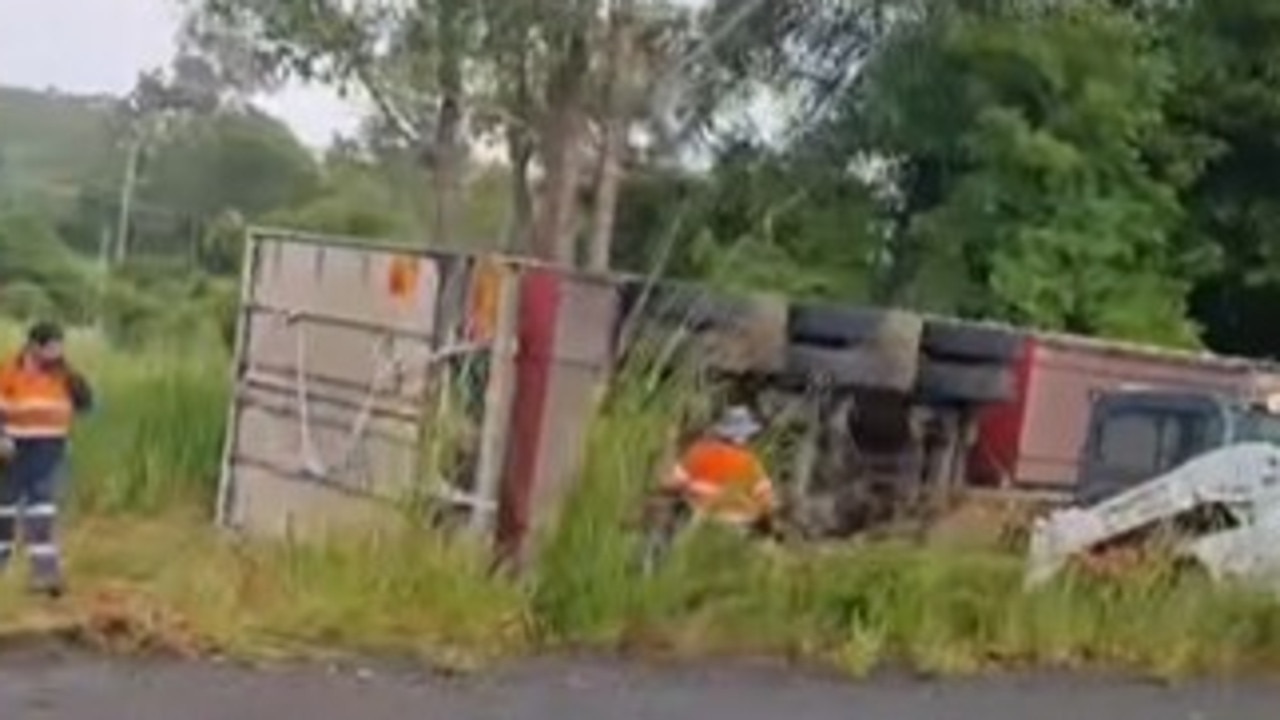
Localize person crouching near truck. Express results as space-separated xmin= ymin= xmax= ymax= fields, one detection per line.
xmin=0 ymin=321 xmax=92 ymax=597
xmin=656 ymin=405 xmax=780 ymax=539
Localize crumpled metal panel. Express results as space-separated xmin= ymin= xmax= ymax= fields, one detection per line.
xmin=220 ymin=231 xmax=443 ymax=539
xmin=1026 ymin=441 xmax=1280 ymax=591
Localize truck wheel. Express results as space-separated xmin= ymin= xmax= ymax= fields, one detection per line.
xmin=917 ymin=360 xmax=1015 ymax=404
xmin=785 ymin=344 xmax=910 ymax=390
xmin=921 ymin=321 xmax=1024 ymax=363
xmin=788 ymin=304 xmax=886 ymax=347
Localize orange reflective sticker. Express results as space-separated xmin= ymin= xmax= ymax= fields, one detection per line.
xmin=467 ymin=257 xmax=503 ymax=342
xmin=387 ymin=256 xmax=420 ymax=302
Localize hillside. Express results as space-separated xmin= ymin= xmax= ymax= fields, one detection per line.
xmin=0 ymin=84 xmax=117 ymax=194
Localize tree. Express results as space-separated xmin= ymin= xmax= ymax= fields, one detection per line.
xmin=140 ymin=109 xmax=320 ymax=220
xmin=182 ymin=0 xmax=714 ymax=267
xmin=1163 ymin=0 xmax=1280 ymax=357
xmin=705 ymin=0 xmax=1208 ymax=345
xmin=0 ymin=210 xmax=94 ymax=322
xmin=111 ymin=53 xmax=231 ymax=264
xmin=614 ymin=138 xmax=882 ymax=300
xmin=59 ymin=103 xmax=320 ymax=269
xmin=186 ymin=0 xmax=503 ymax=255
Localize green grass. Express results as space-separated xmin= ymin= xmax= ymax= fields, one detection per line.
xmin=529 ymin=344 xmax=1280 ymax=679
xmin=1 ymin=322 xmax=1279 ymax=679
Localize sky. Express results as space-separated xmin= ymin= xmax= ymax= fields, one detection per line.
xmin=0 ymin=0 xmax=363 ymax=148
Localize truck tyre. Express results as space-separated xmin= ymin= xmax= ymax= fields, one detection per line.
xmin=917 ymin=360 xmax=1015 ymax=404
xmin=921 ymin=321 xmax=1024 ymax=363
xmin=788 ymin=304 xmax=886 ymax=347
xmin=785 ymin=344 xmax=911 ymax=391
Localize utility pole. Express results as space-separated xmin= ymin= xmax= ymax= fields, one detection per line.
xmin=95 ymin=224 xmax=112 ymax=333
xmin=115 ymin=136 xmax=143 ymax=266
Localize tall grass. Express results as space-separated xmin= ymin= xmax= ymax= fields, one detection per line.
xmin=70 ymin=336 xmax=229 ymax=513
xmin=3 ymin=320 xmax=1280 ymax=678
xmin=0 ymin=324 xmax=230 ymax=514
xmin=0 ymin=322 xmax=523 ymax=665
xmin=532 ymin=339 xmax=1280 ymax=678
xmin=531 ymin=349 xmax=693 ymax=641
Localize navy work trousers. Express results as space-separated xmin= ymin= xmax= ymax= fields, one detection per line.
xmin=0 ymin=438 xmax=67 ymax=583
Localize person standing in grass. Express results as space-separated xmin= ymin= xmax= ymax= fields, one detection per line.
xmin=0 ymin=321 xmax=93 ymax=597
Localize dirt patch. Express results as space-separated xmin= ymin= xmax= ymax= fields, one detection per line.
xmin=925 ymin=494 xmax=1049 ymax=551
xmin=69 ymin=585 xmax=210 ymax=658
xmin=1 ymin=584 xmax=210 ymax=661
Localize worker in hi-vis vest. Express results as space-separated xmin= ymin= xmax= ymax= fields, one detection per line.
xmin=0 ymin=321 xmax=92 ymax=597
xmin=660 ymin=405 xmax=778 ymax=534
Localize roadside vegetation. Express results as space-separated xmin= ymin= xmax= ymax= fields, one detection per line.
xmin=1 ymin=326 xmax=1278 ymax=681
xmin=8 ymin=0 xmax=1280 ymax=682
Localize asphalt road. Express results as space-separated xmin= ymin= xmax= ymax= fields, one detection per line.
xmin=3 ymin=646 xmax=1278 ymax=720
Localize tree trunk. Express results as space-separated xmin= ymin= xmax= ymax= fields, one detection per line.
xmin=504 ymin=129 xmax=535 ymax=253
xmin=432 ymin=0 xmax=466 ymax=248
xmin=586 ymin=0 xmax=636 ymax=272
xmin=531 ymin=7 xmax=593 ymax=264
xmin=501 ymin=21 xmax=536 ymax=254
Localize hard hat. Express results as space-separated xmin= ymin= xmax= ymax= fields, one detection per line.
xmin=712 ymin=405 xmax=762 ymax=443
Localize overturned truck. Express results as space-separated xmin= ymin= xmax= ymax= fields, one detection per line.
xmin=618 ymin=283 xmax=1024 ymax=538
xmin=215 ymin=228 xmax=1028 ymax=554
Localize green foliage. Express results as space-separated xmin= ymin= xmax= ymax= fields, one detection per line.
xmin=58 ymin=107 xmax=323 ymax=267
xmin=0 ymin=80 xmax=322 ymax=277
xmin=71 ymin=340 xmax=230 ymax=514
xmin=1165 ymin=0 xmax=1280 ymax=356
xmin=792 ymin=1 xmax=1203 ymax=344
xmin=265 ymin=160 xmax=410 ymax=240
xmin=264 ymin=156 xmax=513 ymax=249
xmin=199 ymin=209 xmax=248 ymax=276
xmin=99 ymin=260 xmax=235 ymax=350
xmin=0 ymin=281 xmax=56 ymax=322
xmin=608 ymin=0 xmax=1280 ymax=353
xmin=615 ymin=147 xmax=881 ymax=303
xmin=0 ymin=208 xmax=95 ymax=322
xmin=140 ymin=110 xmax=321 ymax=221
xmin=533 ymin=352 xmax=692 ymax=639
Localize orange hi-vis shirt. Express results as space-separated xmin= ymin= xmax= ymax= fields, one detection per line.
xmin=666 ymin=437 xmax=776 ymax=524
xmin=0 ymin=356 xmax=75 ymax=440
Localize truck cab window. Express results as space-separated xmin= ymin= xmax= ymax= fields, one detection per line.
xmin=1096 ymin=411 xmax=1162 ymax=476
xmin=1095 ymin=409 xmax=1217 ymax=478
